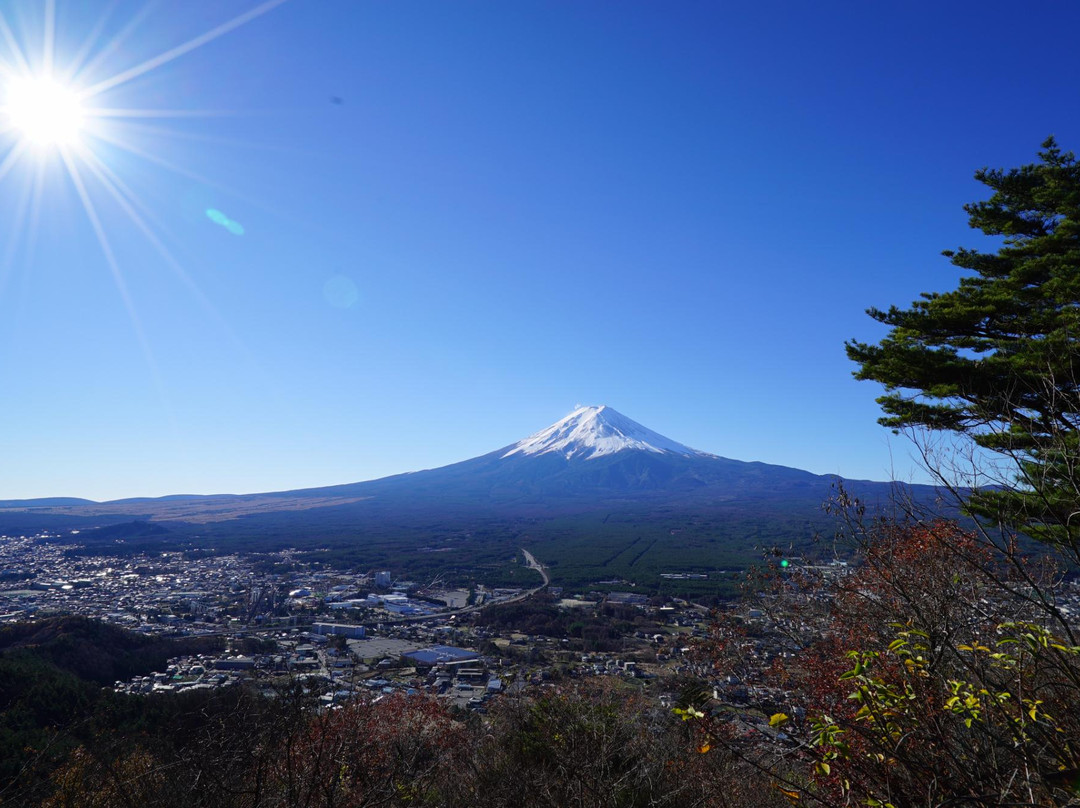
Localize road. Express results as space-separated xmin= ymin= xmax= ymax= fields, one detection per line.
xmin=521 ymin=548 xmax=549 ymax=587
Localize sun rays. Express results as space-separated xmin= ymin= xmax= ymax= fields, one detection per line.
xmin=0 ymin=0 xmax=287 ymax=399
xmin=1 ymin=0 xmax=285 ymax=209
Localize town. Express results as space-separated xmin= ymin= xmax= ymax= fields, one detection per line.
xmin=0 ymin=530 xmax=729 ymax=714
xmin=8 ymin=524 xmax=1080 ymax=769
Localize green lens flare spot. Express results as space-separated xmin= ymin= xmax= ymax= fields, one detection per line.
xmin=205 ymin=208 xmax=245 ymax=235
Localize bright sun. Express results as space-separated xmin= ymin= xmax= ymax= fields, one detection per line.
xmin=4 ymin=75 xmax=85 ymax=148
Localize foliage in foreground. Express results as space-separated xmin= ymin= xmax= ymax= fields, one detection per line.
xmin=696 ymin=518 xmax=1080 ymax=808
xmin=9 ymin=682 xmax=783 ymax=808
xmin=731 ymin=137 xmax=1080 ymax=806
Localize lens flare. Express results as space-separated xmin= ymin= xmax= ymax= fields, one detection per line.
xmin=323 ymin=275 xmax=359 ymax=308
xmin=206 ymin=208 xmax=245 ymax=235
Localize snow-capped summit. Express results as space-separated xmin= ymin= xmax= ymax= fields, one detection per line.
xmin=502 ymin=405 xmax=713 ymax=461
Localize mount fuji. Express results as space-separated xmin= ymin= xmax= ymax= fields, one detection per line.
xmin=0 ymin=406 xmax=933 ymax=587
xmin=291 ymin=404 xmax=845 ymax=506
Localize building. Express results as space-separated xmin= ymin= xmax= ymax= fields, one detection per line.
xmin=312 ymin=622 xmax=366 ymax=639
xmin=212 ymin=656 xmax=255 ymax=671
xmin=401 ymin=645 xmax=480 ymax=668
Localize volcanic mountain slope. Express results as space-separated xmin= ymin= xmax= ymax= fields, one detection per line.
xmin=0 ymin=406 xmax=934 ymax=588
xmin=294 ymin=405 xmax=863 ymax=508
xmin=0 ymin=405 xmax=916 ymax=521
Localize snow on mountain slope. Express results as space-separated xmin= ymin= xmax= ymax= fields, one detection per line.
xmin=502 ymin=405 xmax=715 ymax=461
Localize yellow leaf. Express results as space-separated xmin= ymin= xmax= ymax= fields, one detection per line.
xmin=775 ymin=785 xmax=800 ymax=802
xmin=770 ymin=713 xmax=790 ymax=727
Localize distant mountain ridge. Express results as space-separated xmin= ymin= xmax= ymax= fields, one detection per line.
xmin=290 ymin=405 xmax=840 ymax=507
xmin=0 ymin=404 xmax=917 ymax=520
xmin=1 ymin=405 xmax=878 ymax=513
xmin=0 ymin=406 xmax=938 ymax=588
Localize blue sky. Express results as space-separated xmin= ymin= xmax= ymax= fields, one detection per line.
xmin=1 ymin=1 xmax=1078 ymax=501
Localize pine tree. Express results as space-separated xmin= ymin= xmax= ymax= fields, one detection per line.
xmin=846 ymin=138 xmax=1080 ymax=555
